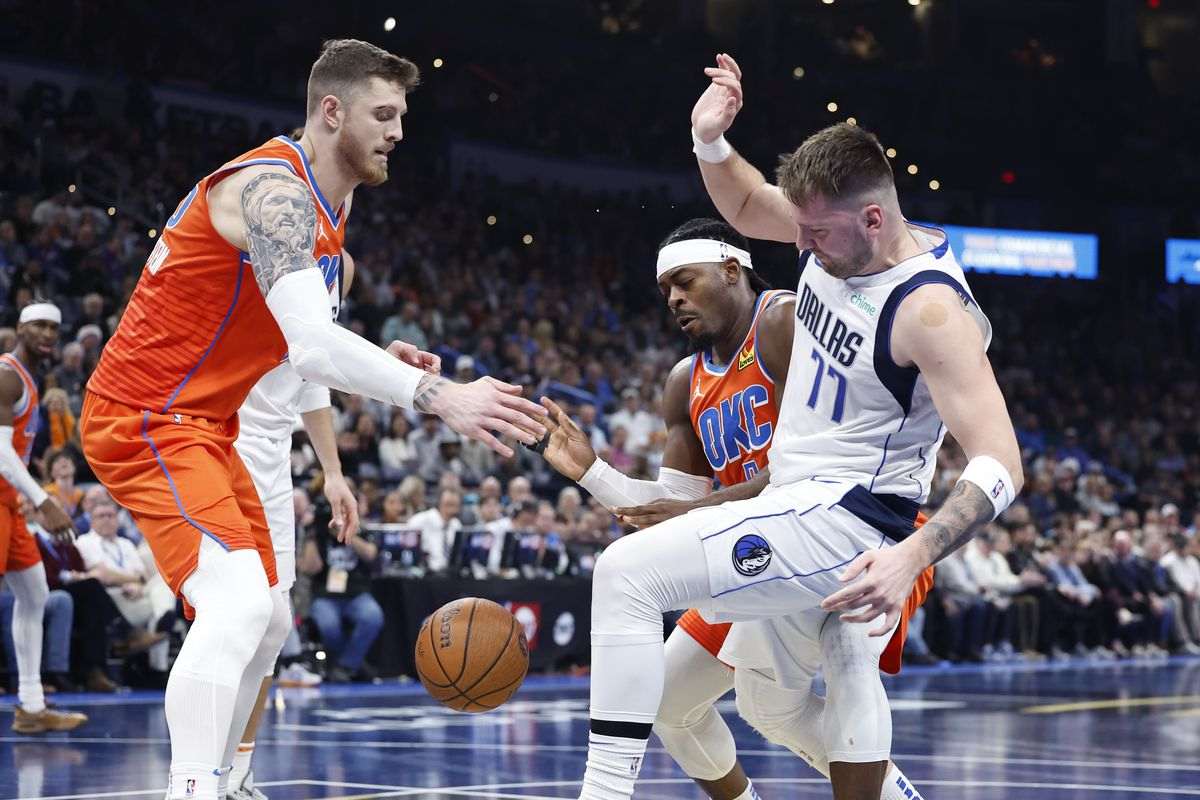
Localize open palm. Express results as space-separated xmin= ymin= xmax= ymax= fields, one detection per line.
xmin=691 ymin=53 xmax=745 ymax=142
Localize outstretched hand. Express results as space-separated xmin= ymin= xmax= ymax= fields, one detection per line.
xmin=692 ymin=53 xmax=745 ymax=143
xmin=820 ymin=542 xmax=925 ymax=636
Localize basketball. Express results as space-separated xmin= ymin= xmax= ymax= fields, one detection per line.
xmin=415 ymin=597 xmax=529 ymax=712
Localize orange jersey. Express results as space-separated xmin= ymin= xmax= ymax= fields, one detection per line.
xmin=0 ymin=353 xmax=39 ymax=507
xmin=88 ymin=136 xmax=347 ymax=423
xmin=688 ymin=289 xmax=793 ymax=488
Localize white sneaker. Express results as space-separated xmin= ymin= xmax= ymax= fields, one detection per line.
xmin=278 ymin=663 xmax=322 ymax=687
xmin=228 ymin=770 xmax=268 ymax=800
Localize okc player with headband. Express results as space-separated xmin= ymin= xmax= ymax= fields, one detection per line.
xmin=0 ymin=302 xmax=87 ymax=735
xmin=571 ymin=53 xmax=1022 ymax=800
xmin=80 ymin=40 xmax=546 ymax=800
xmin=539 ymin=220 xmax=926 ymax=800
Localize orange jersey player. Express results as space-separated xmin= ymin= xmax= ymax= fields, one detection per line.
xmin=0 ymin=302 xmax=87 ymax=735
xmin=79 ymin=40 xmax=545 ymax=800
xmin=537 ymin=219 xmax=929 ymax=800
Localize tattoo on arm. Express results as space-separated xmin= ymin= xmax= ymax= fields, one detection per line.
xmin=915 ymin=481 xmax=994 ymax=565
xmin=413 ymin=373 xmax=448 ymax=413
xmin=241 ymin=172 xmax=319 ymax=296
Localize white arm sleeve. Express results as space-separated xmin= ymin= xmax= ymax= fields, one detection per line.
xmin=266 ymin=269 xmax=424 ymax=409
xmin=578 ymin=458 xmax=712 ymax=510
xmin=0 ymin=426 xmax=48 ymax=507
xmin=295 ymin=380 xmax=331 ymax=414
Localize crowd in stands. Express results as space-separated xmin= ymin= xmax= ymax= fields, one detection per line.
xmin=3 ymin=29 xmax=1200 ymax=690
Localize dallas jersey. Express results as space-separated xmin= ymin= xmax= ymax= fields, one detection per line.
xmin=768 ymin=224 xmax=991 ymax=503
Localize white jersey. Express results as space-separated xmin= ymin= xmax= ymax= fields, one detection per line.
xmin=237 ymin=261 xmax=344 ymax=441
xmin=768 ymin=224 xmax=991 ymax=503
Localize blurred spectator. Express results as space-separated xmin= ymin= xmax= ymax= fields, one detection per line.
xmin=1162 ymin=534 xmax=1200 ymax=646
xmin=380 ymin=302 xmax=427 ymax=350
xmin=965 ymin=530 xmax=1045 ymax=660
xmin=74 ymin=496 xmax=171 ymax=673
xmin=408 ymin=414 xmax=443 ymax=482
xmin=576 ymin=403 xmax=609 ymax=453
xmin=1044 ymin=541 xmax=1112 ymax=660
xmin=41 ymin=450 xmax=84 ymax=519
xmin=506 ymin=476 xmax=534 ymax=512
xmin=408 ymin=489 xmax=463 ymax=573
xmin=478 ymin=494 xmax=512 ymax=574
xmin=607 ymin=387 xmax=657 ymax=454
xmin=377 ymin=413 xmax=415 ymax=482
xmin=300 ymin=504 xmax=384 ymax=683
xmin=934 ymin=548 xmax=995 ymax=662
xmin=46 ymin=342 xmax=86 ymax=414
xmin=1099 ymin=531 xmax=1172 ymax=656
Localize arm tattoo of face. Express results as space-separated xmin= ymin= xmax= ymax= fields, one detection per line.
xmin=241 ymin=172 xmax=318 ymax=296
xmin=916 ymin=481 xmax=995 ymax=565
xmin=413 ymin=373 xmax=448 ymax=414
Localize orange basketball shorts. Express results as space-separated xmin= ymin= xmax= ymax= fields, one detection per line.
xmin=0 ymin=500 xmax=42 ymax=574
xmin=80 ymin=393 xmax=277 ymax=606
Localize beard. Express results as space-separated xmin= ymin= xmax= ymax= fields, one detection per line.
xmin=686 ymin=328 xmax=716 ymax=353
xmin=815 ymin=233 xmax=874 ymax=279
xmin=337 ymin=130 xmax=388 ymax=186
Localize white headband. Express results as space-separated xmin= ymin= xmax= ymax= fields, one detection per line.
xmin=656 ymin=239 xmax=753 ymax=280
xmin=18 ymin=303 xmax=61 ymax=325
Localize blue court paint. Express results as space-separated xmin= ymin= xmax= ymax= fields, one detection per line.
xmin=2 ymin=659 xmax=1198 ymax=799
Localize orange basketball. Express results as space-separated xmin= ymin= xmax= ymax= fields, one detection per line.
xmin=414 ymin=597 xmax=529 ymax=712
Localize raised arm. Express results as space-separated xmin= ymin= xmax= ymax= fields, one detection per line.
xmin=823 ymin=283 xmax=1022 ymax=634
xmin=207 ymin=165 xmax=546 ymax=457
xmin=539 ymin=359 xmax=712 ymax=511
xmin=691 ymin=54 xmax=795 ymax=244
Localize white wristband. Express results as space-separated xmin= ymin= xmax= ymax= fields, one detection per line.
xmin=957 ymin=455 xmax=1016 ymax=520
xmin=692 ymin=128 xmax=732 ymax=164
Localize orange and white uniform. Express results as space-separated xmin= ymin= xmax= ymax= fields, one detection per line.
xmin=81 ymin=136 xmax=347 ymax=602
xmin=0 ymin=353 xmax=44 ymax=574
xmin=674 ymin=290 xmax=931 ymax=674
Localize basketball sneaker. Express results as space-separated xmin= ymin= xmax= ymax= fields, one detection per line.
xmin=228 ymin=770 xmax=268 ymax=800
xmin=12 ymin=705 xmax=88 ymax=734
xmin=277 ymin=662 xmax=322 ymax=688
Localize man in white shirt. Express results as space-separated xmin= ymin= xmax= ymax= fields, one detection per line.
xmin=407 ymin=489 xmax=462 ymax=573
xmin=1161 ymin=533 xmax=1200 ymax=645
xmin=74 ymin=495 xmax=172 ymax=669
xmin=606 ymin=388 xmax=657 ymax=454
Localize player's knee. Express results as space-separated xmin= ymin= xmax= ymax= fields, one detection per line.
xmin=820 ymin=625 xmax=891 ymax=764
xmin=652 ymin=706 xmax=736 ymax=781
xmin=591 ymin=536 xmax=659 ymax=623
xmin=735 ymin=675 xmax=829 ymax=776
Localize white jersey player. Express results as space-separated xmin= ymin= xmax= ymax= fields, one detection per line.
xmin=573 ymin=54 xmax=1022 ymax=800
xmin=226 ymin=248 xmax=440 ymax=799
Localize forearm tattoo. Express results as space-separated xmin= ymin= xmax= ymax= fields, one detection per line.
xmin=413 ymin=373 xmax=448 ymax=413
xmin=241 ymin=172 xmax=318 ymax=296
xmin=915 ymin=481 xmax=994 ymax=565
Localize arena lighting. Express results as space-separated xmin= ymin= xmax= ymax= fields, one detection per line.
xmin=488 ymin=92 xmax=499 ymax=103
xmin=886 ymin=147 xmax=897 ymax=158
xmin=68 ymin=184 xmax=76 ymax=193
xmin=383 ymin=16 xmax=396 ymax=31
xmin=929 ymin=179 xmax=940 ymax=190
xmin=148 ymin=229 xmax=157 ymax=239
xmin=909 ymin=0 xmax=921 ymax=6
xmin=433 ymin=58 xmax=444 ymax=68
xmin=822 ymin=0 xmax=834 ymax=4
xmin=486 ymin=215 xmax=497 ymax=226
xmin=522 ymin=234 xmax=534 ymax=245
xmin=846 ymin=117 xmax=857 ymax=126
xmin=907 ymin=164 xmax=919 ymax=175
xmin=826 ymin=101 xmax=838 ymax=112
xmin=1001 ymin=169 xmax=1016 ymax=184
xmin=792 ymin=66 xmax=805 ymax=79
xmin=107 ymin=207 xmax=115 ymax=216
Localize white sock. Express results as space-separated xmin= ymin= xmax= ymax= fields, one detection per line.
xmin=229 ymin=742 xmax=254 ymax=790
xmin=8 ymin=564 xmax=48 ymax=713
xmin=881 ymin=761 xmax=924 ymax=800
xmin=733 ymin=779 xmax=762 ymax=800
xmin=580 ymin=731 xmax=650 ymax=799
xmin=167 ymin=764 xmax=222 ymax=800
